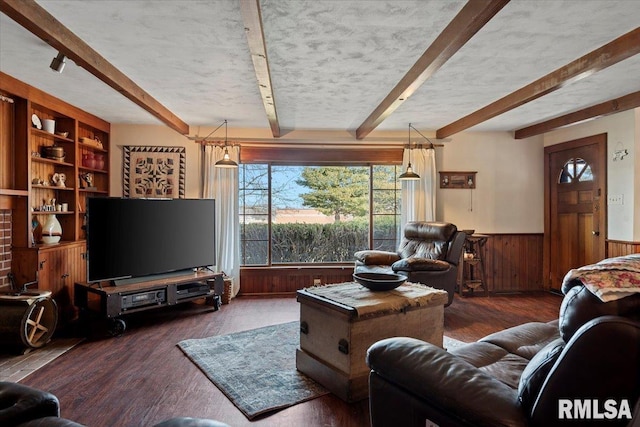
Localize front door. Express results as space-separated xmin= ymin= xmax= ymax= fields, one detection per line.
xmin=544 ymin=134 xmax=606 ymax=290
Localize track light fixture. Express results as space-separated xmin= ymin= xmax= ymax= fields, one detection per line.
xmin=50 ymin=52 xmax=67 ymax=73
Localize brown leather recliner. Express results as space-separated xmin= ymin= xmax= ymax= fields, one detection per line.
xmin=354 ymin=221 xmax=466 ymax=306
xmin=366 ymin=277 xmax=640 ymax=426
xmin=0 ymin=381 xmax=83 ymax=427
xmin=0 ymin=382 xmax=231 ymax=427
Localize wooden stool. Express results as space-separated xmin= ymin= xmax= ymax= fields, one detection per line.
xmin=460 ymin=234 xmax=489 ymax=296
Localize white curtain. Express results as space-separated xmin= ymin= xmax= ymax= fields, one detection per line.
xmin=202 ymin=145 xmax=241 ymax=297
xmin=401 ymin=147 xmax=437 ymax=227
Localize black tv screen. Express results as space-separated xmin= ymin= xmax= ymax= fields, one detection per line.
xmin=87 ymin=197 xmax=216 ymax=283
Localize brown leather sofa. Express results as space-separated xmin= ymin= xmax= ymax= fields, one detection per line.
xmin=354 ymin=221 xmax=466 ymax=306
xmin=366 ymin=277 xmax=640 ymax=426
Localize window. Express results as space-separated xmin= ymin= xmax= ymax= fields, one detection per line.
xmin=558 ymin=158 xmax=593 ymax=183
xmin=239 ymin=164 xmax=401 ymax=266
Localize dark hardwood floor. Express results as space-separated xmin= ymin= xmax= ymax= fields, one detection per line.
xmin=19 ymin=291 xmax=562 ymax=427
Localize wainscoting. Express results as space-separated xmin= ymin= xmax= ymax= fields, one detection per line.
xmin=480 ymin=234 xmax=544 ymax=293
xmin=607 ymin=240 xmax=640 ymax=257
xmin=240 ymin=266 xmax=354 ymax=295
xmin=239 ymin=233 xmax=546 ymax=295
xmin=238 ymin=235 xmax=640 ymax=296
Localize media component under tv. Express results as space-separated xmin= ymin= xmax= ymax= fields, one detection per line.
xmin=87 ymin=197 xmax=216 ymax=284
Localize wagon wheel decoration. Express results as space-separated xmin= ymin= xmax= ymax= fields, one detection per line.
xmin=22 ymin=298 xmax=58 ymax=348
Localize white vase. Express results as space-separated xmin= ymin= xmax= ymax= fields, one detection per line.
xmin=41 ymin=214 xmax=62 ymax=244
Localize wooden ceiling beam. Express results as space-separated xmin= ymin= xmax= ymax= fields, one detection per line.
xmin=437 ymin=26 xmax=640 ymax=139
xmin=355 ymin=0 xmax=510 ymax=140
xmin=0 ymin=0 xmax=189 ymax=134
xmin=514 ymin=90 xmax=640 ymax=139
xmin=240 ymin=0 xmax=281 ymax=138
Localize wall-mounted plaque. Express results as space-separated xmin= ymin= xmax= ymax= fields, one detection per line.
xmin=439 ymin=171 xmax=477 ymax=189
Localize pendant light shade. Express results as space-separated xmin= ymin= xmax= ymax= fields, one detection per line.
xmin=399 ymin=123 xmax=421 ymax=181
xmin=215 ymin=146 xmax=238 ymax=168
xmin=398 ymin=162 xmax=421 ymax=180
xmin=212 ymin=120 xmax=238 ymax=168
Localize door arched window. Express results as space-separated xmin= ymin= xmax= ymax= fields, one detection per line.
xmin=558 ymin=158 xmax=593 ymax=183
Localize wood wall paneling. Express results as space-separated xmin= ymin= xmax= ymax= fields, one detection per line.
xmin=607 ymin=240 xmax=640 ymax=257
xmin=240 ymin=234 xmax=545 ymax=295
xmin=481 ymin=234 xmax=544 ymax=293
xmin=239 ymin=266 xmax=354 ymax=295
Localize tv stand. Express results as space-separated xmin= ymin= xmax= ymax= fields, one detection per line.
xmin=111 ymin=269 xmax=200 ymax=286
xmin=74 ymin=270 xmax=223 ymax=335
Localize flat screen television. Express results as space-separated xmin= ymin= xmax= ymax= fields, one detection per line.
xmin=87 ymin=197 xmax=216 ymax=284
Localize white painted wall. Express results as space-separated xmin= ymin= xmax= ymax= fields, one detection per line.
xmin=110 ymin=125 xmax=546 ymax=234
xmin=110 ymin=125 xmax=201 ymax=198
xmin=543 ymin=109 xmax=638 ymax=241
xmin=436 ymin=132 xmax=544 ymax=233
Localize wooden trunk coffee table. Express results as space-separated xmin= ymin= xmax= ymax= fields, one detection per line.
xmin=296 ymin=281 xmax=448 ymax=402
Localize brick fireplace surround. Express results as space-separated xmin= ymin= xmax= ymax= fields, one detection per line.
xmin=0 ymin=209 xmax=11 ymax=289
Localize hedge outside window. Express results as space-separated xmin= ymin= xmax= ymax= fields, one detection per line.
xmin=239 ymin=164 xmax=401 ymax=266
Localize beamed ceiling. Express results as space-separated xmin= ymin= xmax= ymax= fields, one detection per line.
xmin=1 ymin=0 xmax=640 ymax=140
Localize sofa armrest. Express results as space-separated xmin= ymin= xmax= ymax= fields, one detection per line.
xmin=0 ymin=381 xmax=60 ymax=426
xmin=391 ymin=257 xmax=451 ymax=272
xmin=367 ymin=337 xmax=527 ymax=427
xmin=353 ymin=250 xmax=400 ymax=265
xmin=530 ymin=316 xmax=640 ymax=424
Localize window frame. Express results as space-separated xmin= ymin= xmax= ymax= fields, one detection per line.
xmin=239 ymin=162 xmax=402 ymax=267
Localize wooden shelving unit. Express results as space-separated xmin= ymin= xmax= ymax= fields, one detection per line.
xmin=1 ymin=72 xmax=110 ymax=321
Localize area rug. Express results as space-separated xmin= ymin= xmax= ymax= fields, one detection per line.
xmin=178 ymin=321 xmax=467 ymax=420
xmin=177 ymin=321 xmax=329 ymax=420
xmin=0 ymin=337 xmax=83 ymax=382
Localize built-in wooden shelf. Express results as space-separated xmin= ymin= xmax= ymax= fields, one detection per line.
xmin=31 ymin=157 xmax=74 ymax=168
xmin=30 ymin=128 xmax=75 ymax=143
xmin=32 ymin=211 xmax=75 ymax=215
xmin=0 ymin=188 xmax=29 ymax=196
xmin=32 ymin=185 xmax=75 ymax=191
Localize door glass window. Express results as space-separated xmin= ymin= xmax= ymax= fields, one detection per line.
xmin=558 ymin=158 xmax=593 ymax=183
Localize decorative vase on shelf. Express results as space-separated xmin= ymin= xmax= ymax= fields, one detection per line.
xmin=41 ymin=214 xmax=62 ymax=244
xmin=82 ymin=153 xmax=96 ymax=169
xmin=94 ymin=154 xmax=105 ymax=170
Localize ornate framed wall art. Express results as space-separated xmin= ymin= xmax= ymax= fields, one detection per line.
xmin=123 ymin=146 xmax=185 ymax=198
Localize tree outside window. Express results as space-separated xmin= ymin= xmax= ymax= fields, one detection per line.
xmin=239 ymin=164 xmax=401 ymax=266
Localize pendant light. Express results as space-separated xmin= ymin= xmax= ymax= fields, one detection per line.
xmin=215 ymin=120 xmax=238 ymax=168
xmin=399 ymin=123 xmax=421 ymax=181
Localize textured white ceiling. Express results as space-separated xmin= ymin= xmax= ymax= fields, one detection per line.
xmin=1 ymin=0 xmax=639 ymax=136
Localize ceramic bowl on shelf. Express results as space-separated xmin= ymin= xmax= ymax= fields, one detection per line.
xmin=56 ymin=131 xmax=69 ymax=138
xmin=353 ymin=272 xmax=407 ymax=291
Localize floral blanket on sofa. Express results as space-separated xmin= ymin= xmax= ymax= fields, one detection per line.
xmin=562 ymin=254 xmax=640 ymax=302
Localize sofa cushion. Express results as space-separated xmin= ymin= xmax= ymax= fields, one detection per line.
xmin=353 ymin=250 xmax=400 ymax=265
xmin=480 ymin=321 xmax=560 ymax=360
xmin=391 ymin=258 xmax=450 ymax=272
xmin=517 ymin=338 xmax=565 ymax=416
xmin=449 ymin=342 xmax=530 ymax=389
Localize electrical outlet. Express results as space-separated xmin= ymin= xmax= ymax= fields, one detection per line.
xmin=313 ymin=278 xmax=321 ymax=286
xmin=608 ymin=194 xmax=624 ymax=205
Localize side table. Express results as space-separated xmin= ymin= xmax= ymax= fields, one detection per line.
xmin=460 ymin=233 xmax=489 ymax=296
